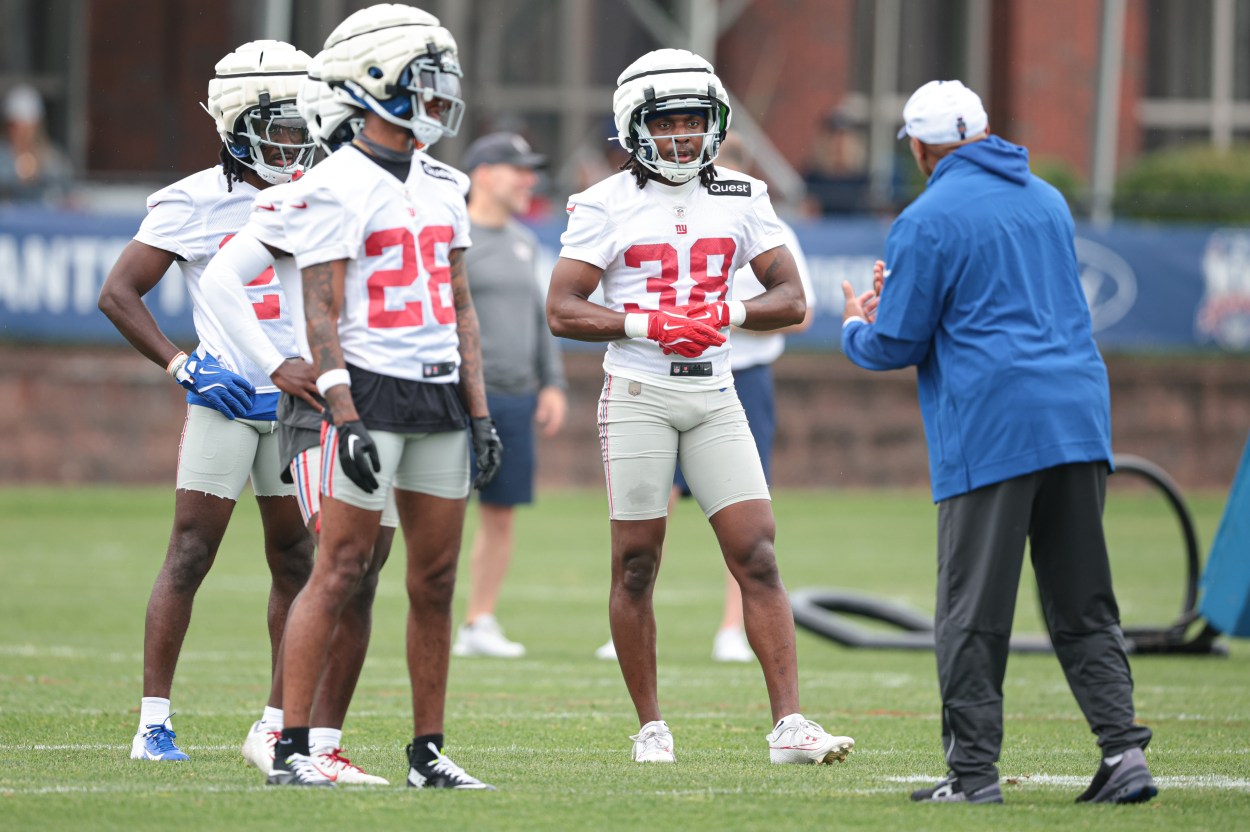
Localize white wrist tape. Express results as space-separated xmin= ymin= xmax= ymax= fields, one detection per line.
xmin=166 ymin=351 xmax=188 ymax=379
xmin=727 ymin=301 xmax=747 ymax=327
xmin=315 ymin=369 xmax=352 ymax=397
xmin=623 ymin=312 xmax=649 ymax=339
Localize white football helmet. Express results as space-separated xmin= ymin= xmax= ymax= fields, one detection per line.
xmin=298 ymin=54 xmax=365 ymax=155
xmin=613 ymin=48 xmax=732 ymax=184
xmin=319 ymin=5 xmax=463 ymax=148
xmin=203 ymin=40 xmax=316 ymax=185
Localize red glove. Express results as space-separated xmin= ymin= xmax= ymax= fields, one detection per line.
xmin=683 ymin=302 xmax=731 ymax=328
xmin=626 ymin=310 xmax=726 ymax=358
xmin=683 ymin=300 xmax=747 ymax=330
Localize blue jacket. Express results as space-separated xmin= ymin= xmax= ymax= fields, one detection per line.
xmin=842 ymin=135 xmax=1112 ymax=502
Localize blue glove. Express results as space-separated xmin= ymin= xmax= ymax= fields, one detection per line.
xmin=175 ymin=352 xmax=255 ymax=419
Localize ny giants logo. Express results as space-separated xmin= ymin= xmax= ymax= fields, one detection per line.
xmin=675 ymin=224 xmax=688 ymax=235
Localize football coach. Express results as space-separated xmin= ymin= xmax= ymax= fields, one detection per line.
xmin=840 ymin=80 xmax=1156 ymax=806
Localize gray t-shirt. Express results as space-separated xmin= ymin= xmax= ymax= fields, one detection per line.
xmin=466 ymin=219 xmax=566 ymax=395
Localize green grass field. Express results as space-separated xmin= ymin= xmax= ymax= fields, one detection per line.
xmin=2 ymin=485 xmax=1246 ymax=831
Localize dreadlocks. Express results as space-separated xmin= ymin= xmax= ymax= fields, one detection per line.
xmin=219 ymin=144 xmax=249 ymax=193
xmin=620 ymin=155 xmax=718 ymax=190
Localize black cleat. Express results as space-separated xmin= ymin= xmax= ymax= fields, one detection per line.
xmin=406 ymin=742 xmax=496 ymax=790
xmin=266 ymin=752 xmax=335 ymax=787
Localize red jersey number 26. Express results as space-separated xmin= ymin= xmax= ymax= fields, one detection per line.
xmin=365 ymin=226 xmax=455 ymax=328
xmin=621 ymin=238 xmax=736 ymax=313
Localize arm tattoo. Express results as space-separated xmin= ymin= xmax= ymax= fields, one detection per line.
xmin=450 ymin=248 xmax=488 ymax=418
xmin=302 ymin=260 xmax=356 ymax=423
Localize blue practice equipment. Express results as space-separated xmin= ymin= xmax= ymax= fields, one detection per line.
xmin=1199 ymin=435 xmax=1250 ymax=637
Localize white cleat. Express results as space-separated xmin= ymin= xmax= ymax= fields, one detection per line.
xmin=595 ymin=639 xmax=617 ymax=661
xmin=452 ymin=614 xmax=526 ymax=658
xmin=312 ymin=747 xmax=390 ymax=785
xmin=711 ymin=627 xmax=753 ymax=662
xmin=241 ymin=721 xmax=279 ymax=770
xmin=631 ymin=720 xmax=676 ymax=763
xmin=767 ymin=713 xmax=854 ymax=764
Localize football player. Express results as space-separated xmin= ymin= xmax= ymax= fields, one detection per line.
xmin=547 ymin=48 xmax=855 ymax=765
xmin=98 ymin=40 xmax=318 ymax=763
xmin=265 ymin=4 xmax=501 ymax=788
xmin=198 ymin=57 xmax=392 ymax=785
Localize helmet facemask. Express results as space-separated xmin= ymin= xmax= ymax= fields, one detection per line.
xmin=347 ymin=47 xmax=464 ymax=148
xmin=228 ymin=97 xmax=315 ymax=184
xmin=629 ymin=95 xmax=727 ymax=184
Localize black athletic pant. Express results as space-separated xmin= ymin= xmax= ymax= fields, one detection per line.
xmin=935 ymin=461 xmax=1153 ymax=791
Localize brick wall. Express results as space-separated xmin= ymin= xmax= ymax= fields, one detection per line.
xmin=5 ymin=345 xmax=1247 ymax=493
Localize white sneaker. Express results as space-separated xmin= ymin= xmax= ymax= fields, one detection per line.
xmin=712 ymin=627 xmax=753 ymax=662
xmin=241 ymin=721 xmax=279 ymax=770
xmin=631 ymin=720 xmax=676 ymax=763
xmin=312 ymin=747 xmax=389 ymax=785
xmin=767 ymin=713 xmax=854 ymax=764
xmin=595 ymin=639 xmax=617 ymax=660
xmin=452 ymin=614 xmax=526 ymax=658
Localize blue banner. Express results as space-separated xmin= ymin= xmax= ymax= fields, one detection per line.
xmin=3 ymin=206 xmax=1248 ymax=351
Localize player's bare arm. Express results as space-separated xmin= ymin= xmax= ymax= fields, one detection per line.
xmin=450 ymin=247 xmax=490 ymax=419
xmin=302 ymin=258 xmax=357 ymax=424
xmin=98 ymin=240 xmax=181 ymax=367
xmin=546 ymin=257 xmax=624 ymax=341
xmin=741 ymin=245 xmax=806 ymax=331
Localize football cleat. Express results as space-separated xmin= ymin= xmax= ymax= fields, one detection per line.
xmin=406 ymin=742 xmax=496 ymax=790
xmin=452 ymin=615 xmax=526 ymax=658
xmin=241 ymin=720 xmax=279 ymax=770
xmin=130 ymin=717 xmax=189 ymax=761
xmin=266 ymin=752 xmax=335 ymax=787
xmin=711 ymin=627 xmax=753 ymax=662
xmin=595 ymin=639 xmax=617 ymax=660
xmin=313 ymin=747 xmax=389 ymax=785
xmin=910 ymin=772 xmax=1004 ymax=804
xmin=630 ymin=720 xmax=676 ymax=763
xmin=767 ymin=714 xmax=854 ymax=764
xmin=1075 ymin=747 xmax=1157 ymax=804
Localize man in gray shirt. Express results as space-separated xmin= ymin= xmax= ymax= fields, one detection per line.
xmin=453 ymin=132 xmax=567 ymax=658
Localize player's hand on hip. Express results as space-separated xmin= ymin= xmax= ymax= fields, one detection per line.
xmin=873 ymin=259 xmax=887 ymax=297
xmin=470 ymin=416 xmax=504 ymax=490
xmin=270 ymin=358 xmax=323 ymax=412
xmin=334 ymin=419 xmax=380 ymax=493
xmin=174 ymin=351 xmax=255 ymax=419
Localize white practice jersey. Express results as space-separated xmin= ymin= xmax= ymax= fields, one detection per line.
xmin=246 ymin=179 xmax=308 ymax=360
xmin=729 ymin=218 xmax=814 ymax=371
xmin=560 ymin=169 xmax=786 ymax=390
xmin=243 ymin=151 xmax=469 ymax=366
xmin=282 ymin=147 xmax=471 ymax=383
xmin=134 ymin=166 xmax=299 ymax=396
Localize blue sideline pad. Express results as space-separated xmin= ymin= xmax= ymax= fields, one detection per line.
xmin=1199 ymin=434 xmax=1250 ymax=636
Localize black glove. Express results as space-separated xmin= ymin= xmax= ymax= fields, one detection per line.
xmin=470 ymin=416 xmax=503 ymax=490
xmin=335 ymin=419 xmax=380 ymax=493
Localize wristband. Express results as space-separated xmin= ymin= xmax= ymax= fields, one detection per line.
xmin=315 ymin=368 xmax=352 ymax=397
xmin=726 ymin=301 xmax=747 ymax=327
xmin=623 ymin=312 xmax=649 ymax=339
xmin=166 ymin=351 xmax=188 ymax=378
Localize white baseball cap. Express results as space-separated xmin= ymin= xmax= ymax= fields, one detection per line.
xmin=896 ymin=80 xmax=988 ymax=144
